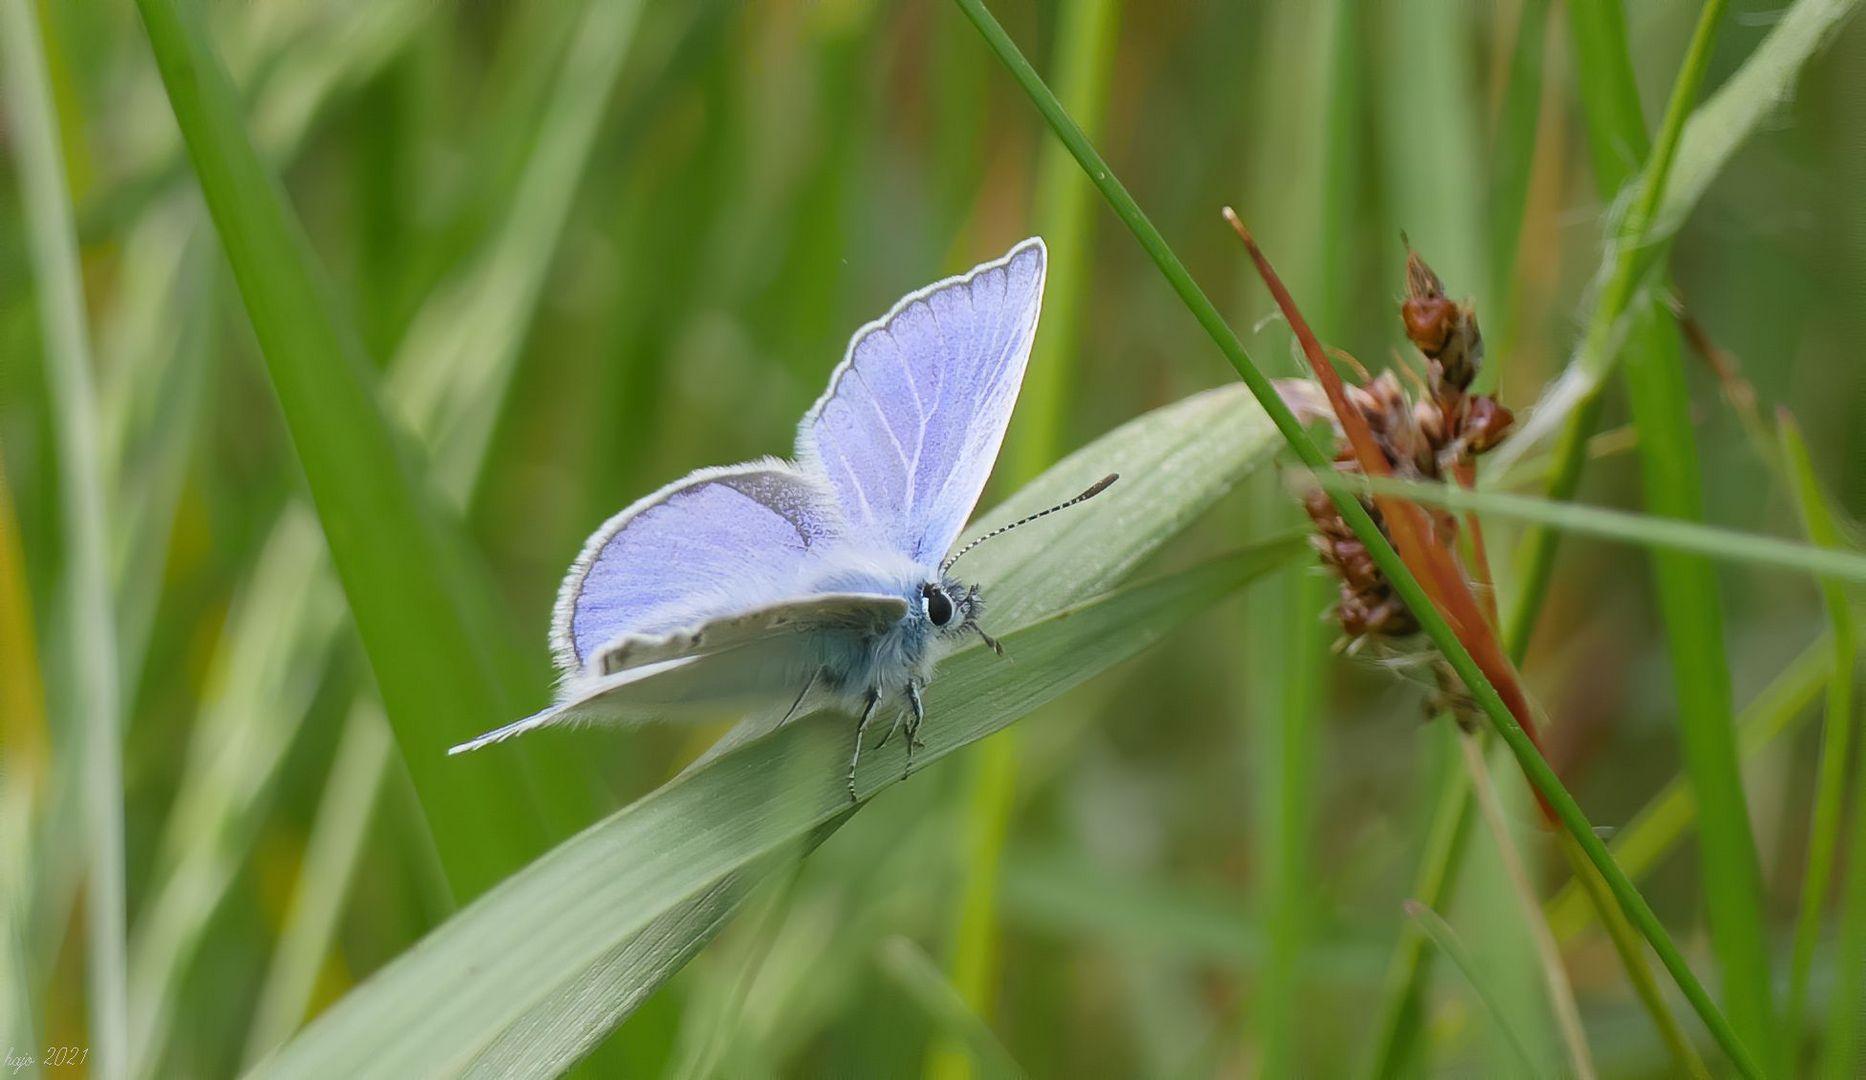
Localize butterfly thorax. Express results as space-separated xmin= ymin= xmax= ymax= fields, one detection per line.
xmin=809 ymin=562 xmax=983 ymax=705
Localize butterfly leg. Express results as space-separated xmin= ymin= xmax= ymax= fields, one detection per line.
xmin=778 ymin=668 xmax=821 ymax=729
xmin=875 ymin=701 xmax=908 ymax=750
xmin=846 ymin=688 xmax=881 ymax=802
xmin=901 ymin=679 xmax=926 ymax=779
xmin=961 ymin=586 xmax=1004 ymax=656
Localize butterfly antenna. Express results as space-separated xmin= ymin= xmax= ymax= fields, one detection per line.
xmin=941 ymin=473 xmax=1119 ymax=575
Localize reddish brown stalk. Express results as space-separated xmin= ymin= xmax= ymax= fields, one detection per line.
xmin=1224 ymin=209 xmax=1549 ymax=773
xmin=1452 ymin=458 xmax=1500 ymax=628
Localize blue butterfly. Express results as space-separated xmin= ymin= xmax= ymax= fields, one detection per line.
xmin=451 ymin=237 xmax=1113 ymax=797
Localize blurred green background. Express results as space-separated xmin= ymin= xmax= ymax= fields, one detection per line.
xmin=4 ymin=0 xmax=1865 ymax=1076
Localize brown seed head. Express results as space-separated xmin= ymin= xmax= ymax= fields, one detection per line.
xmin=1463 ymin=395 xmax=1514 ymax=454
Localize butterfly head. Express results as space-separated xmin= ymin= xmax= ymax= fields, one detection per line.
xmin=920 ymin=579 xmax=975 ymax=627
xmin=921 ymin=578 xmax=997 ymax=654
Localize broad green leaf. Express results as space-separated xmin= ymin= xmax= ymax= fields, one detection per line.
xmin=256 ymin=538 xmax=1301 ymax=1079
xmin=466 ymin=385 xmax=1287 ymax=1076
xmin=254 ymin=385 xmax=1290 ymax=1076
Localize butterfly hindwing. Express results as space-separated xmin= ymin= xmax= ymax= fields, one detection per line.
xmin=550 ymin=459 xmax=846 ymax=673
xmin=796 ymin=238 xmax=1046 ymax=568
xmin=590 ymin=592 xmax=908 ymax=675
xmin=449 ymin=592 xmax=905 ymax=755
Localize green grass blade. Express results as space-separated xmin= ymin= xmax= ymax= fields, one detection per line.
xmin=241 ymin=704 xmax=395 ymax=1065
xmin=1560 ymin=5 xmax=1784 ymax=1068
xmin=1334 ymin=473 xmax=1866 ymax=584
xmin=1371 ymin=0 xmax=1488 ymax=307
xmin=0 ymin=457 xmax=50 ymax=1076
xmin=96 ymin=206 xmax=212 ymax=692
xmin=389 ymin=0 xmax=648 ymax=498
xmin=1498 ymin=0 xmax=1724 ymax=623
xmin=1617 ymin=373 xmax=1775 ymax=1072
xmin=250 ymin=535 xmax=1304 ymax=1077
xmin=1402 ymin=901 xmax=1545 ymax=1078
xmin=935 ymin=730 xmax=1020 ymax=1080
xmin=1648 ymin=0 xmax=1863 ymax=245
xmin=1485 ymin=0 xmax=1553 ymax=357
xmin=1362 ymin=2 xmax=1548 ymax=1065
xmin=1551 ymin=827 xmax=1711 ymax=1079
xmin=1001 ymin=0 xmax=1121 ymax=485
xmin=1498 ymin=0 xmax=1858 ymax=482
xmin=1780 ymin=416 xmax=1860 ymax=1055
xmin=135 ymin=0 xmax=550 ymax=898
xmin=1241 ymin=3 xmax=1356 ymax=1073
xmin=125 ymin=507 xmax=347 ymax=1071
xmin=950 ymin=2 xmax=1763 ymax=1073
xmin=880 ymin=937 xmax=1026 ymax=1080
xmin=0 ymin=0 xmax=128 ymax=1071
xmin=1457 ymin=730 xmax=1596 ymax=1079
xmin=1546 ymin=636 xmax=1835 ymax=941
xmin=937 ymin=3 xmax=1122 ymax=1075
xmin=1419 ymin=5 xmax=1795 ymax=1065
xmin=1824 ymin=696 xmax=1866 ymax=1077
xmin=128 ymin=2 xmax=650 ymax=1066
xmin=1364 ymin=757 xmax=1474 ymax=1079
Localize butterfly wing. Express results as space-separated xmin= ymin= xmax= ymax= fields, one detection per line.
xmin=590 ymin=591 xmax=908 ymax=675
xmin=463 ymin=242 xmax=1046 ymax=755
xmin=796 ymin=237 xmax=1046 ymax=568
xmin=549 ymin=458 xmax=849 ymax=673
xmin=450 ymin=592 xmax=906 ymax=754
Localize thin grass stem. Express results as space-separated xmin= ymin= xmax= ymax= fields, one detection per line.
xmin=1780 ymin=415 xmax=1860 ymax=1057
xmin=936 ymin=6 xmax=1122 ymax=1077
xmin=1506 ymin=0 xmax=1726 ymax=643
xmin=1458 ymin=730 xmax=1596 ymax=1080
xmin=1402 ymin=900 xmax=1544 ymax=1077
xmin=950 ymin=2 xmax=1761 ymax=1073
xmin=0 ymin=1 xmax=127 ymax=1071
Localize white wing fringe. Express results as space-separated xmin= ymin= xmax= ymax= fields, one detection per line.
xmin=447 ymin=705 xmax=565 ymax=755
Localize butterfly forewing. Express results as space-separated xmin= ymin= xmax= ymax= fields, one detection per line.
xmin=796 ymin=238 xmax=1046 ymax=568
xmin=550 ymin=460 xmax=845 ymax=672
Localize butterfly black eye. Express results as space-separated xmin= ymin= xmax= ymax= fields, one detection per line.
xmin=923 ymin=584 xmax=955 ymax=627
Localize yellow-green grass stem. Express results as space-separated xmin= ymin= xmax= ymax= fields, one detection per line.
xmin=0 ymin=0 xmax=127 ymax=1070
xmin=933 ymin=3 xmax=1122 ymax=1077
xmin=1779 ymin=417 xmax=1860 ymax=1057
